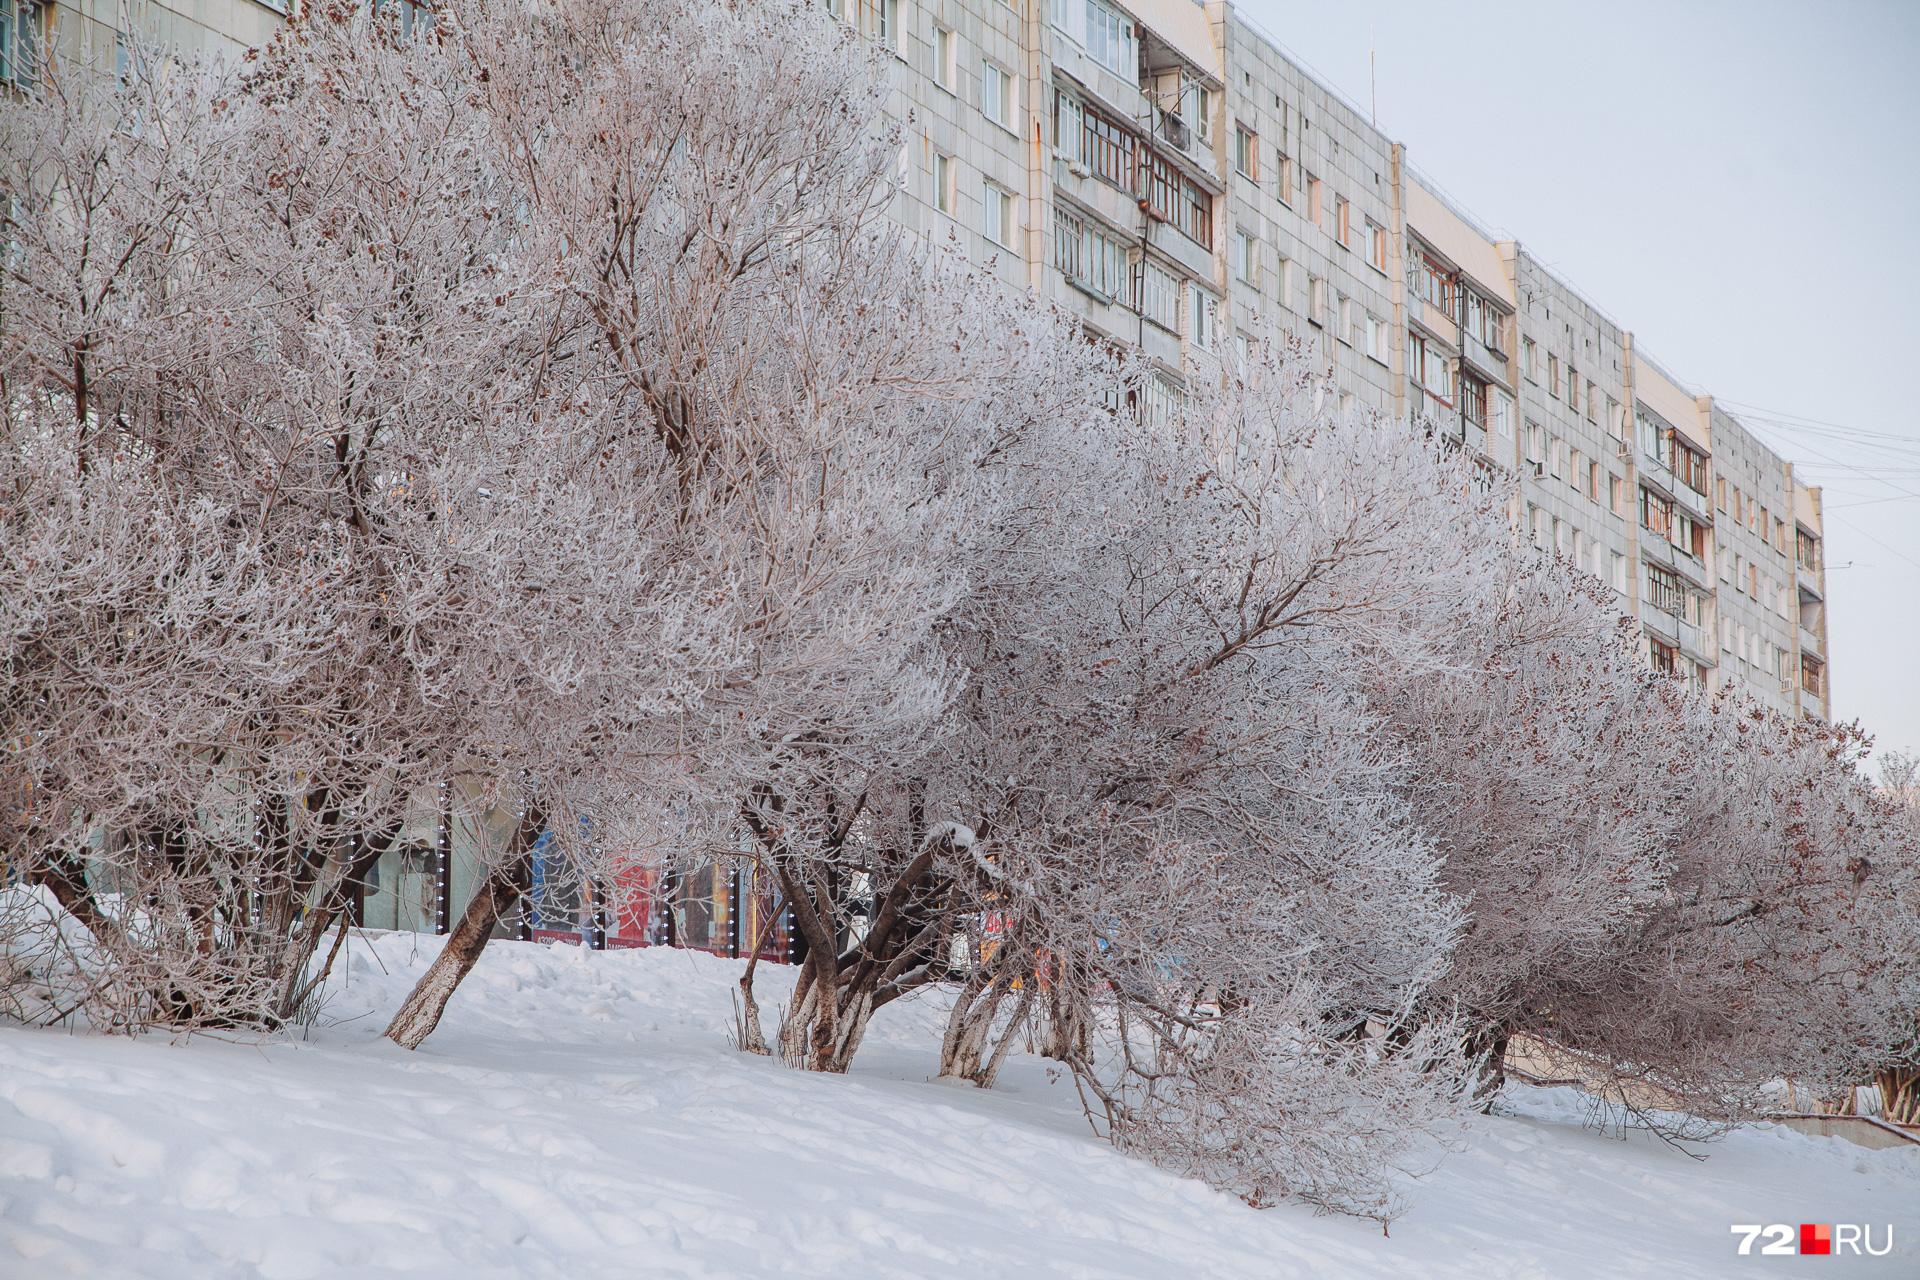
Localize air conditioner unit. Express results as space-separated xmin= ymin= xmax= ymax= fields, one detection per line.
xmin=1157 ymin=109 xmax=1191 ymax=151
xmin=1530 ymin=460 xmax=1545 ymax=477
xmin=1615 ymin=437 xmax=1632 ymax=458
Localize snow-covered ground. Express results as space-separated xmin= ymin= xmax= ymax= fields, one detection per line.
xmin=1 ymin=934 xmax=1913 ymax=1279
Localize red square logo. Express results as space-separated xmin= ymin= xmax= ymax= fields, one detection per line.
xmin=1800 ymin=1224 xmax=1832 ymax=1255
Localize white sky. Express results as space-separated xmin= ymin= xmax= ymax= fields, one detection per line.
xmin=1233 ymin=0 xmax=1920 ymax=769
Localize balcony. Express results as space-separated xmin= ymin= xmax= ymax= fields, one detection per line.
xmin=1670 ymin=541 xmax=1708 ymax=585
xmin=1796 ymin=540 xmax=1824 ymax=583
xmin=1050 ymin=40 xmax=1149 ymax=125
xmin=1676 ymin=617 xmax=1712 ymax=664
xmin=1461 ymin=329 xmax=1509 ymax=385
xmin=1672 ymin=476 xmax=1712 ymax=521
xmin=1801 ymin=658 xmax=1826 ymax=701
xmin=1416 ymin=297 xmax=1460 ymax=346
xmin=1799 ymin=623 xmax=1824 ymax=660
xmin=1144 ymin=215 xmax=1216 ymax=282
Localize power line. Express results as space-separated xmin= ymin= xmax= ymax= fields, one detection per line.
xmin=1828 ymin=493 xmax=1920 ymax=511
xmin=1826 ymin=512 xmax=1920 ymax=576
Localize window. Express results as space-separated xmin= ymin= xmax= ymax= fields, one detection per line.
xmin=1673 ymin=438 xmax=1709 ymax=494
xmin=1365 ymin=219 xmax=1387 ymax=272
xmin=1233 ymin=123 xmax=1258 ymax=179
xmin=1308 ymin=276 xmax=1329 ymax=328
xmin=852 ymin=0 xmax=898 ymax=45
xmin=1649 ymin=637 xmax=1678 ymax=676
xmin=1491 ymin=388 xmax=1515 ymax=438
xmin=1409 ymin=333 xmax=1453 ymax=403
xmin=1548 ymin=353 xmax=1561 ymax=397
xmin=1568 ymin=447 xmax=1584 ymax=493
xmin=982 ymin=62 xmax=1016 ymax=132
xmin=1081 ymin=223 xmax=1129 ymax=299
xmin=1611 ymin=551 xmax=1628 ymax=594
xmin=1411 ymin=254 xmax=1455 ymax=313
xmin=1797 ymin=528 xmax=1820 ymax=572
xmin=1053 ymin=91 xmax=1083 ymax=162
xmin=1610 ymin=474 xmax=1624 ymax=515
xmin=1523 ymin=338 xmax=1540 ymax=382
xmin=1588 ymin=460 xmax=1601 ymax=502
xmin=1715 ymin=476 xmax=1727 ymax=511
xmin=1307 ymin=173 xmax=1323 ymax=226
xmin=1550 ymin=437 xmax=1567 ymax=482
xmin=1141 ymin=375 xmax=1180 ymax=428
xmin=1460 ymin=374 xmax=1488 ymax=426
xmin=1364 ymin=312 xmax=1388 ymax=364
xmin=1275 ymin=151 xmax=1295 ymax=206
xmin=933 ymin=152 xmax=955 ymax=214
xmin=935 ymin=27 xmax=958 ymax=92
xmin=1081 ymin=102 xmax=1136 ymax=191
xmin=1528 ymin=505 xmax=1547 ymax=549
xmin=373 ymin=0 xmax=436 ymax=39
xmin=1585 ymin=380 xmax=1599 ymax=422
xmin=1053 ymin=205 xmax=1084 ymax=279
xmin=1640 ymin=488 xmax=1672 ymax=539
xmin=1525 ymin=420 xmax=1545 ymax=463
xmin=1566 ymin=364 xmax=1579 ymax=406
xmin=1188 ymin=283 xmax=1218 ymax=351
xmin=0 ymin=0 xmax=45 ymax=86
xmin=1335 ymin=196 xmax=1352 ymax=248
xmin=1234 ymin=229 xmax=1259 ymax=285
xmin=1801 ymin=655 xmax=1824 ymax=698
xmin=1180 ymin=81 xmax=1212 ymax=145
xmin=1337 ymin=294 xmax=1355 ymax=346
xmin=1672 ymin=508 xmax=1706 ymax=560
xmin=1637 ymin=409 xmax=1673 ymax=468
xmin=1143 ymin=149 xmax=1213 ymax=249
xmin=1083 ymin=0 xmax=1136 ymax=76
xmin=1140 ymin=260 xmax=1179 ymax=331
xmin=983 ymin=181 xmax=1015 ymax=249
xmin=1606 ymin=395 xmax=1623 ymax=439
xmin=1059 ymin=208 xmax=1128 ymax=303
xmin=1463 ymin=292 xmax=1502 ymax=348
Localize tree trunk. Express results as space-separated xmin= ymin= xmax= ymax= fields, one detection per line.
xmin=30 ymin=848 xmax=127 ymax=953
xmin=383 ymin=808 xmax=540 ymax=1050
xmin=939 ymin=965 xmax=1032 ymax=1088
xmin=1464 ymin=1026 xmax=1511 ymax=1111
xmin=1041 ymin=970 xmax=1089 ymax=1063
xmin=1874 ymin=1066 xmax=1918 ymax=1126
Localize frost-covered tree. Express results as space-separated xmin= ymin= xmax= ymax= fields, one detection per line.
xmin=1363 ymin=550 xmax=1683 ymax=1096
xmin=1 ymin=4 xmax=730 ymax=1031
xmin=1863 ymin=751 xmax=1920 ymax=1123
xmin=1539 ymin=703 xmax=1920 ymax=1122
xmin=907 ymin=340 xmax=1500 ymax=1218
xmin=347 ymin=0 xmax=1134 ymax=1055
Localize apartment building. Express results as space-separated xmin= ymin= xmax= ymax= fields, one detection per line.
xmin=1510 ymin=244 xmax=1638 ymax=632
xmin=15 ymin=1 xmax=284 ymax=73
xmin=10 ymin=0 xmax=1836 ymax=723
xmin=1215 ymin=5 xmax=1400 ymax=415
